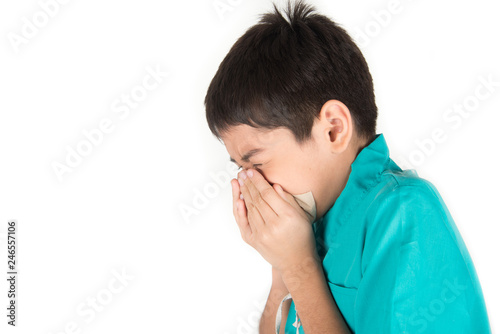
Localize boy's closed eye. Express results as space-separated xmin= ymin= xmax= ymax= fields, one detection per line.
xmin=237 ymin=164 xmax=263 ymax=173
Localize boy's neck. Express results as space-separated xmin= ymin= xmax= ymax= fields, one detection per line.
xmin=317 ymin=133 xmax=376 ymax=219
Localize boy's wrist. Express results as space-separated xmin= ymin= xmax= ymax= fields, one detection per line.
xmin=279 ymin=255 xmax=323 ymax=291
xmin=271 ymin=266 xmax=289 ymax=294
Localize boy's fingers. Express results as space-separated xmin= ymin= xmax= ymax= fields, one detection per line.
xmin=243 ymin=177 xmax=278 ymax=226
xmin=231 ymin=178 xmax=252 ymax=240
xmin=237 ymin=198 xmax=252 ymax=239
xmin=244 ymin=169 xmax=289 ymax=218
xmin=231 ymin=179 xmax=240 ymax=218
xmin=238 ymin=173 xmax=265 ymax=233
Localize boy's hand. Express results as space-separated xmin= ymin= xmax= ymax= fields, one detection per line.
xmin=230 ymin=168 xmax=319 ymax=273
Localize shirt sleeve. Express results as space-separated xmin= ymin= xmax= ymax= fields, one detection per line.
xmin=354 ymin=179 xmax=491 ymax=333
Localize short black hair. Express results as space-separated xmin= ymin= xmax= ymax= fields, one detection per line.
xmin=205 ymin=0 xmax=377 ymax=144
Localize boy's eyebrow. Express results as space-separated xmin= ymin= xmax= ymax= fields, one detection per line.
xmin=229 ymin=148 xmax=265 ymax=164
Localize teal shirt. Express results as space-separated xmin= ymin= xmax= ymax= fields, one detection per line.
xmin=284 ymin=134 xmax=490 ymax=333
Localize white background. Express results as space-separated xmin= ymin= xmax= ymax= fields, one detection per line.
xmin=0 ymin=0 xmax=498 ymax=333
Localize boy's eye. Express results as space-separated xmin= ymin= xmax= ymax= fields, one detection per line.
xmin=237 ymin=164 xmax=262 ymax=171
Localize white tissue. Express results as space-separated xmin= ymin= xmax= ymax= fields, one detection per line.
xmin=292 ymin=191 xmax=316 ymax=223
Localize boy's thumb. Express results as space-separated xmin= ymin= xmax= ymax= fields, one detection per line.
xmin=274 ymin=184 xmax=285 ymax=199
xmin=274 ymin=184 xmax=300 ymax=209
xmin=274 ymin=184 xmax=313 ymax=223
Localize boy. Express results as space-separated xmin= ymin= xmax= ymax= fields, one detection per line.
xmin=204 ymin=1 xmax=491 ymax=333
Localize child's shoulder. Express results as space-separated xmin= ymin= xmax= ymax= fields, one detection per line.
xmin=379 ymin=161 xmax=440 ymax=198
xmin=363 ymin=163 xmax=457 ymax=247
xmin=372 ymin=162 xmax=448 ymax=215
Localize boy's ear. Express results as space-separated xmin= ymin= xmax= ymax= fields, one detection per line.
xmin=318 ymin=99 xmax=353 ymax=153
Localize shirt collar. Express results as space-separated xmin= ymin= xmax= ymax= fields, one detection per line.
xmin=314 ymin=133 xmax=392 ymax=230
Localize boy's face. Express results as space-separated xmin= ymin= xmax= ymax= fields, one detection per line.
xmin=220 ymin=118 xmax=352 ymax=220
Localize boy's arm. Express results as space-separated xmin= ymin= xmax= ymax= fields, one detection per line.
xmin=279 ymin=257 xmax=351 ymax=334
xmin=259 ymin=266 xmax=291 ymax=334
xmin=234 ymin=170 xmax=350 ymax=332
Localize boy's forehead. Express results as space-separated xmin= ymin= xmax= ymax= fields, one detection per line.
xmin=222 ymin=126 xmax=267 ymax=161
xmin=221 ymin=125 xmax=289 ymax=161
xmin=222 ymin=124 xmax=278 ymax=146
